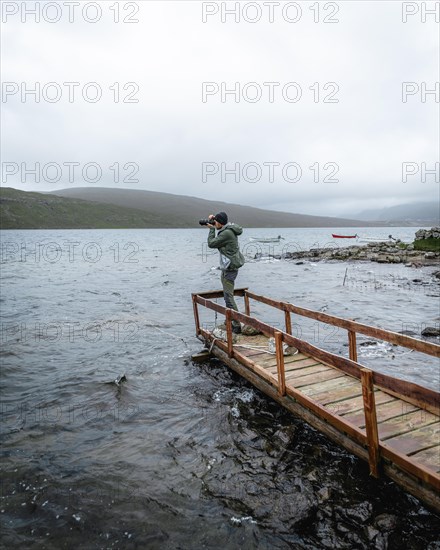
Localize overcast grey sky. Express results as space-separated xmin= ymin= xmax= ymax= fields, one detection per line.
xmin=1 ymin=0 xmax=439 ymax=216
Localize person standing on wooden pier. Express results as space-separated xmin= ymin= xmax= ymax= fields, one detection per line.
xmin=206 ymin=212 xmax=245 ymax=334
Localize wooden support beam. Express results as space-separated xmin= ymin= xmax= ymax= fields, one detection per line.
xmin=284 ymin=309 xmax=292 ymax=335
xmin=244 ymin=292 xmax=251 ymax=316
xmin=192 ymin=294 xmax=201 ymax=335
xmin=191 ymin=350 xmax=212 ymax=362
xmin=361 ymin=368 xmax=380 ymax=477
xmin=225 ymin=309 xmax=233 ymax=357
xmin=275 ymin=331 xmax=286 ymax=396
xmin=348 ymin=330 xmax=357 ymax=362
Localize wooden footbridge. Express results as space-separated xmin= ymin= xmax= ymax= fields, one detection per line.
xmin=192 ymin=288 xmax=440 ymax=512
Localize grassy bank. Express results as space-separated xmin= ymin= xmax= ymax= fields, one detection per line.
xmin=413 ymin=238 xmax=440 ymax=252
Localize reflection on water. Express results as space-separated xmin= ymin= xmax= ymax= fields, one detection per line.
xmin=1 ymin=228 xmax=439 ymax=548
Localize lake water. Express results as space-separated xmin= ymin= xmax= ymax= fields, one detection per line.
xmin=1 ymin=227 xmax=439 ymax=548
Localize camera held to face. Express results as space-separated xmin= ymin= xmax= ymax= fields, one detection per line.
xmin=199 ymin=219 xmax=212 ymax=226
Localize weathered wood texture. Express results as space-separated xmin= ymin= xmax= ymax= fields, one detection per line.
xmin=199 ymin=334 xmax=440 ymax=513
xmin=194 ymin=295 xmax=440 ymax=414
xmin=361 ymin=368 xmax=380 ymax=477
xmin=193 ymin=291 xmax=440 ymax=512
xmin=275 ymin=331 xmax=286 ymax=396
xmin=194 ymin=288 xmax=248 ymax=300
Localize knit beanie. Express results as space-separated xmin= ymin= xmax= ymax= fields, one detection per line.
xmin=214 ymin=212 xmax=228 ymax=225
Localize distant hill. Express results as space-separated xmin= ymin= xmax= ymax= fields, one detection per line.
xmin=354 ymin=202 xmax=439 ymax=225
xmin=0 ymin=187 xmax=170 ymax=229
xmin=1 ymin=186 xmax=378 ymax=229
xmin=49 ymin=187 xmax=377 ymax=228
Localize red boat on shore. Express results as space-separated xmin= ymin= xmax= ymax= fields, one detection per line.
xmin=332 ymin=234 xmax=358 ymax=239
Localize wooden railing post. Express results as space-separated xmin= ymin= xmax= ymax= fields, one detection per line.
xmin=348 ymin=329 xmax=357 ymax=362
xmin=275 ymin=331 xmax=286 ymax=396
xmin=244 ymin=292 xmax=250 ymax=316
xmin=226 ymin=309 xmax=233 ymax=357
xmin=192 ymin=294 xmax=201 ymax=335
xmin=361 ymin=368 xmax=380 ymax=477
xmin=284 ymin=307 xmax=292 ymax=335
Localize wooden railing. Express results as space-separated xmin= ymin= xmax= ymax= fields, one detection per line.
xmin=244 ymin=290 xmax=440 ymax=359
xmin=192 ymin=290 xmax=440 ymax=485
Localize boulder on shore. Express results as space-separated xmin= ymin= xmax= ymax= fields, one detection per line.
xmin=415 ymin=227 xmax=440 ymax=240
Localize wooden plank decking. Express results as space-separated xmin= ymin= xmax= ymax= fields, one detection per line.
xmin=235 ymin=333 xmax=440 ymax=476
xmin=192 ymin=289 xmax=440 ymax=512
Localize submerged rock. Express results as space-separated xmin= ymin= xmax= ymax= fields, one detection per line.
xmin=421 ymin=327 xmax=440 ymax=337
xmin=374 ymin=513 xmax=398 ymax=531
xmin=359 ymin=340 xmax=378 ymax=347
xmin=335 ymin=501 xmax=373 ymax=524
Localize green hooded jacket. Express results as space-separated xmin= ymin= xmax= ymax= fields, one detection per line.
xmin=207 ymin=223 xmax=245 ymax=271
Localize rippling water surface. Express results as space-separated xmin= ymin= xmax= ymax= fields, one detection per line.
xmin=1 ymin=227 xmax=439 ymax=549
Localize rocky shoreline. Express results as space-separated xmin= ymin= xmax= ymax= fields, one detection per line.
xmin=278 ymin=241 xmax=440 ymax=266
xmin=258 ymin=227 xmax=440 ymax=266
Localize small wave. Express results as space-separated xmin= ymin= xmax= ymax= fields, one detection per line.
xmin=230 ymin=516 xmax=257 ymax=526
xmin=236 ymin=390 xmax=256 ymax=404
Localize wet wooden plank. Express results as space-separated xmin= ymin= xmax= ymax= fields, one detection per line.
xmin=253 ymin=355 xmax=278 ymax=368
xmin=379 ymin=410 xmax=439 ymax=440
xmin=234 ymin=348 xmax=272 ymax=362
xmin=343 ymin=400 xmax=418 ymax=428
xmin=232 ymin=337 xmax=270 ymax=357
xmin=331 ymin=392 xmax=396 ymax=416
xmin=312 ymin=383 xmax=364 ymax=405
xmin=284 ymin=357 xmax=322 ymax=369
xmin=267 ymin=357 xmax=322 ymax=373
xmin=257 ymin=353 xmax=312 ymax=369
xmin=299 ymin=375 xmax=360 ymax=397
xmin=386 ymin=423 xmax=440 ymax=455
xmin=252 ymin=354 xmax=280 ymax=368
xmin=289 ymin=369 xmax=347 ymax=388
xmin=284 ymin=364 xmax=334 ymax=380
xmin=409 ymin=445 xmax=440 ymax=472
xmin=237 ymin=348 xmax=271 ymax=360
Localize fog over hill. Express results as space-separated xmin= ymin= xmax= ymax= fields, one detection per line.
xmin=50 ymin=187 xmax=381 ymax=228
xmin=354 ymin=202 xmax=439 ymax=224
xmin=3 ymin=187 xmax=429 ymax=229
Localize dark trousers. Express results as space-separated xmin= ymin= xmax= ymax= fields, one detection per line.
xmin=221 ymin=269 xmax=240 ymax=328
